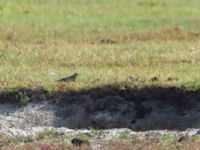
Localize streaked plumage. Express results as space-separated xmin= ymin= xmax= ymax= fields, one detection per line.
xmin=56 ymin=73 xmax=79 ymax=82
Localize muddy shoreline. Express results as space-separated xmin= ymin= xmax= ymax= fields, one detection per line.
xmin=0 ymin=85 xmax=200 ymax=137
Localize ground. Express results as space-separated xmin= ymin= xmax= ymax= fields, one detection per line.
xmin=1 ymin=129 xmax=200 ymax=150
xmin=0 ymin=0 xmax=200 ymax=149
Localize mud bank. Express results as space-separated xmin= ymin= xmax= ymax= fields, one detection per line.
xmin=1 ymin=86 xmax=200 ymax=136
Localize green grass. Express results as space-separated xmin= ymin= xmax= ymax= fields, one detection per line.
xmin=0 ymin=0 xmax=200 ymax=91
xmin=36 ymin=131 xmax=62 ymax=140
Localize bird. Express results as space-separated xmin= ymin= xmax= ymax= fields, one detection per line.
xmin=71 ymin=138 xmax=90 ymax=146
xmin=56 ymin=73 xmax=79 ymax=82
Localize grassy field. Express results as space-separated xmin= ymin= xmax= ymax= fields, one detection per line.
xmin=0 ymin=0 xmax=200 ymax=91
xmin=0 ymin=1 xmax=200 ymax=149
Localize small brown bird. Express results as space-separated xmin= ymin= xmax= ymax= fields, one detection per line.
xmin=71 ymin=138 xmax=90 ymax=146
xmin=56 ymin=73 xmax=79 ymax=82
xmin=178 ymin=136 xmax=187 ymax=143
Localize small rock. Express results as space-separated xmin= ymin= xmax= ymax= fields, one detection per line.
xmin=128 ymin=75 xmax=139 ymax=82
xmin=150 ymin=76 xmax=159 ymax=82
xmin=100 ymin=38 xmax=116 ymax=44
xmin=167 ymin=77 xmax=179 ymax=81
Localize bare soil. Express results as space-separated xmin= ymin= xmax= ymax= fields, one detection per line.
xmin=1 ymin=85 xmax=200 ymax=132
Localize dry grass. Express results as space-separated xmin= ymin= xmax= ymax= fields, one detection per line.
xmin=101 ymin=138 xmax=200 ymax=150
xmin=0 ymin=37 xmax=200 ymax=91
xmin=1 ymin=137 xmax=200 ymax=150
xmin=0 ymin=0 xmax=199 ymax=91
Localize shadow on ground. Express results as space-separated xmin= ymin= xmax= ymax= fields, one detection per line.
xmin=1 ymin=85 xmax=200 ymax=131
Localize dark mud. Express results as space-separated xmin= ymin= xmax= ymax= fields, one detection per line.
xmin=1 ymin=85 xmax=200 ymax=131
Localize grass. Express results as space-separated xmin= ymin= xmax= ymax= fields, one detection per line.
xmin=36 ymin=131 xmax=62 ymax=140
xmin=118 ymin=131 xmax=130 ymax=139
xmin=0 ymin=0 xmax=199 ymax=92
xmin=1 ymin=132 xmax=200 ymax=150
xmin=0 ymin=2 xmax=200 ymax=149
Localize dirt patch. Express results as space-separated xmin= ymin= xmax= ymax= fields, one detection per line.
xmin=99 ymin=38 xmax=117 ymax=44
xmin=89 ymin=27 xmax=200 ymax=44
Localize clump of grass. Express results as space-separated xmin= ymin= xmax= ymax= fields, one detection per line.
xmin=118 ymin=131 xmax=130 ymax=139
xmin=19 ymin=97 xmax=30 ymax=106
xmin=159 ymin=134 xmax=176 ymax=143
xmin=2 ymin=86 xmax=23 ymax=93
xmin=36 ymin=131 xmax=62 ymax=140
xmin=90 ymin=127 xmax=101 ymax=136
xmin=77 ymin=133 xmax=92 ymax=141
xmin=18 ymin=92 xmax=30 ymax=106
